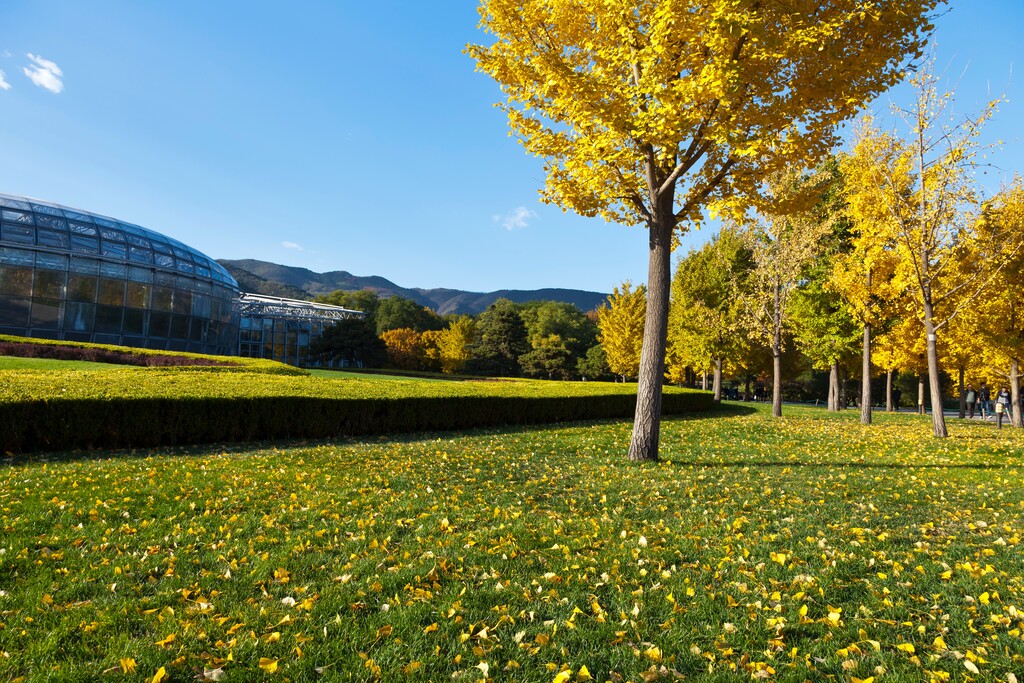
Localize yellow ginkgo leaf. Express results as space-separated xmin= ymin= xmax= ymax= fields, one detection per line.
xmin=155 ymin=634 xmax=176 ymax=648
xmin=577 ymin=664 xmax=593 ymax=681
xmin=643 ymin=646 xmax=663 ymax=662
xmin=120 ymin=658 xmax=136 ymax=674
xmin=553 ymin=671 xmax=572 ymax=683
xmin=895 ymin=643 xmax=915 ymax=654
xmin=150 ymin=667 xmax=168 ymax=683
xmin=259 ymin=658 xmax=279 ymax=673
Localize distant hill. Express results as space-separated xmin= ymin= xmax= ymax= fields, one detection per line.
xmin=218 ymin=259 xmax=609 ymax=315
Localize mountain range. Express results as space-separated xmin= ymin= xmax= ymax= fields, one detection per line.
xmin=218 ymin=259 xmax=610 ymax=315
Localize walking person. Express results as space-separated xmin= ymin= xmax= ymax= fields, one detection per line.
xmin=996 ymin=386 xmax=1012 ymax=429
xmin=979 ymin=382 xmax=991 ymax=421
xmin=965 ymin=383 xmax=977 ymax=419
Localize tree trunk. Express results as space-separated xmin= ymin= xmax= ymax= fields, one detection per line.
xmin=628 ymin=213 xmax=673 ymax=462
xmin=923 ymin=311 xmax=948 ymax=437
xmin=713 ymin=358 xmax=723 ymax=403
xmin=828 ymin=362 xmax=839 ymax=411
xmin=772 ymin=280 xmax=783 ymax=417
xmin=744 ymin=375 xmax=751 ymax=402
xmin=958 ymin=366 xmax=966 ymax=419
xmin=839 ymin=365 xmax=848 ymax=410
xmin=702 ymin=370 xmax=708 ymax=392
xmin=1011 ymin=358 xmax=1022 ymax=428
xmin=861 ymin=323 xmax=872 ymax=425
xmin=917 ymin=376 xmax=925 ymax=415
xmin=886 ymin=370 xmax=894 ymax=412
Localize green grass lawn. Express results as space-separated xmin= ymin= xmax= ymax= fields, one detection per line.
xmin=2 ymin=405 xmax=1023 ymax=682
xmin=0 ymin=356 xmax=125 ymax=372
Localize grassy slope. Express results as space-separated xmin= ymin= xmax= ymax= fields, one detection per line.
xmin=0 ymin=366 xmax=688 ymax=402
xmin=1 ymin=405 xmax=1023 ymax=682
xmin=0 ymin=356 xmax=125 ymax=372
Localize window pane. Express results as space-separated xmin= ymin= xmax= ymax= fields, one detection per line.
xmin=152 ymin=286 xmax=173 ymax=312
xmin=99 ymin=228 xmax=125 ymax=241
xmin=36 ymin=252 xmax=68 ymax=270
xmin=0 ymin=247 xmax=34 ymax=266
xmin=97 ymin=278 xmax=125 ymax=306
xmin=0 ymin=296 xmax=30 ymax=326
xmin=36 ymin=229 xmax=70 ymax=249
xmin=1 ymin=209 xmax=33 ymax=224
xmin=169 ymin=314 xmax=188 ymax=339
xmin=172 ymin=290 xmax=192 ymax=315
xmin=34 ymin=269 xmax=65 ymax=299
xmin=101 ymin=241 xmax=127 ymax=259
xmin=64 ymin=302 xmax=95 ymax=332
xmin=94 ymin=305 xmax=123 ymax=333
xmin=68 ymin=221 xmax=97 ymax=235
xmin=99 ymin=262 xmax=127 ymax=279
xmin=155 ymin=253 xmax=174 ymax=268
xmin=126 ymin=282 xmax=149 ymax=308
xmin=123 ymin=308 xmax=146 ymax=335
xmin=149 ymin=312 xmax=171 ymax=338
xmin=127 ymin=267 xmax=151 ymax=283
xmin=31 ymin=298 xmax=63 ymax=329
xmin=35 ymin=214 xmax=68 ymax=230
xmin=67 ymin=274 xmax=98 ymax=303
xmin=1 ymin=223 xmax=35 ymax=244
xmin=70 ymin=235 xmax=100 ymax=255
xmin=129 ymin=246 xmax=153 ymax=264
xmin=0 ymin=266 xmax=33 ymax=295
xmin=30 ymin=203 xmax=64 ymax=217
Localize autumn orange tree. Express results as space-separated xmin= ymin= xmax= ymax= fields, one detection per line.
xmin=470 ymin=0 xmax=940 ymax=460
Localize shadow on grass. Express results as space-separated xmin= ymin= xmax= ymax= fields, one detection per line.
xmin=3 ymin=403 xmax=755 ymax=467
xmin=659 ymin=459 xmax=1021 ymax=470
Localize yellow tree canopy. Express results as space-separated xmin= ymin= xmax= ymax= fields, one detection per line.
xmin=469 ymin=0 xmax=940 ymax=227
xmin=597 ymin=281 xmax=646 ymax=380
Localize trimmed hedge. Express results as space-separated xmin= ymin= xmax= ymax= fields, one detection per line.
xmin=0 ymin=334 xmax=305 ymax=375
xmin=1 ymin=337 xmax=716 ymax=453
xmin=0 ymin=382 xmax=714 ymax=453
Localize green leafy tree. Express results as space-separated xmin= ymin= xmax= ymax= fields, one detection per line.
xmin=667 ymin=227 xmax=752 ymax=401
xmin=577 ymin=344 xmax=612 ymax=381
xmin=316 ymin=289 xmax=381 ymax=322
xmin=468 ymin=299 xmax=530 ymax=377
xmin=375 ymin=296 xmax=444 ymax=336
xmin=789 ymin=263 xmax=861 ymax=410
xmin=519 ymin=301 xmax=599 ymax=359
xmin=311 ymin=317 xmax=386 ymax=368
xmin=519 ymin=334 xmax=574 ymax=380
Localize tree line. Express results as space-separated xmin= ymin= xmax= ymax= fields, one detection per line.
xmin=309 ymin=289 xmax=618 ymax=381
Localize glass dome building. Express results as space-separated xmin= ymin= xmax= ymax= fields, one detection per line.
xmin=0 ymin=192 xmax=240 ymax=354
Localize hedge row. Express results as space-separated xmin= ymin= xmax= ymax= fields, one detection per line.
xmin=0 ymin=334 xmax=304 ymax=375
xmin=0 ymin=390 xmax=714 ymax=454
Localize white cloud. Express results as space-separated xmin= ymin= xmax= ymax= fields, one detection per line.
xmin=282 ymin=241 xmax=303 ymax=251
xmin=22 ymin=53 xmax=63 ymax=93
xmin=0 ymin=69 xmax=10 ymax=91
xmin=494 ymin=206 xmax=538 ymax=231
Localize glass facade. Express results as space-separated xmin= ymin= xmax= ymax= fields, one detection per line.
xmin=238 ymin=294 xmax=361 ymax=367
xmin=0 ymin=192 xmax=239 ymax=354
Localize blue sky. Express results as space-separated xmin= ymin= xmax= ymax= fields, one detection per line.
xmin=1 ymin=2 xmax=1021 ymax=295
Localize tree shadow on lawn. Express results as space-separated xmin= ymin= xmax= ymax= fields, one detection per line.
xmin=657 ymin=458 xmax=1020 ymax=471
xmin=2 ymin=402 xmax=755 ymax=467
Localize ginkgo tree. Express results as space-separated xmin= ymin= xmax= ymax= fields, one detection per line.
xmin=470 ymin=0 xmax=941 ymax=460
xmin=740 ymin=169 xmax=834 ymax=418
xmin=847 ymin=63 xmax=1020 ymax=437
